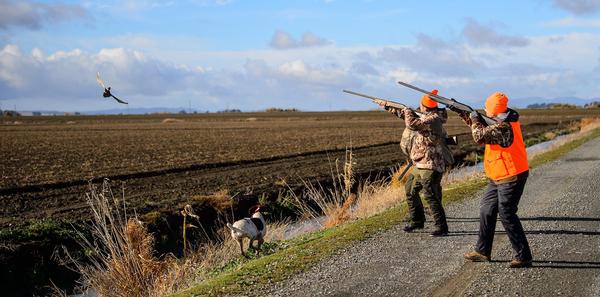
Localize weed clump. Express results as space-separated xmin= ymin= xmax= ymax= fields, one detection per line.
xmin=73 ymin=180 xmax=182 ymax=297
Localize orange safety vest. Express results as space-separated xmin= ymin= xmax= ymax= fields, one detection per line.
xmin=484 ymin=121 xmax=529 ymax=181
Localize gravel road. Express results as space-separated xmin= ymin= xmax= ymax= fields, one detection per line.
xmin=266 ymin=136 xmax=600 ymax=297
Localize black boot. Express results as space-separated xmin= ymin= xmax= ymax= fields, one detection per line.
xmin=429 ymin=228 xmax=448 ymax=237
xmin=403 ymin=223 xmax=424 ymax=233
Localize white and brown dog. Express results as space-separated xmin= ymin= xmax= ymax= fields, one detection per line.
xmin=226 ymin=205 xmax=266 ymax=257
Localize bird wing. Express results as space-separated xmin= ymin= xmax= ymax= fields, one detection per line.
xmin=96 ymin=72 xmax=106 ymax=90
xmin=111 ymin=94 xmax=128 ymax=104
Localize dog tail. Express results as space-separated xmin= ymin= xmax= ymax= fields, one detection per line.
xmin=227 ymin=223 xmax=251 ymax=237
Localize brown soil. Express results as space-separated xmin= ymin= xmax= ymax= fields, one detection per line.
xmin=2 ymin=110 xmax=596 ymax=226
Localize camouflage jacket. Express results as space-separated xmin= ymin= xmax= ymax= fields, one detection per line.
xmin=400 ymin=108 xmax=449 ymax=156
xmin=403 ymin=108 xmax=449 ymax=173
xmin=462 ymin=109 xmax=517 ymax=147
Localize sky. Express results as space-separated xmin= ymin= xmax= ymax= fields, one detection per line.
xmin=1 ymin=0 xmax=600 ymax=112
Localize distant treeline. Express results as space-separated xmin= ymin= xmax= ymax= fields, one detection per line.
xmin=527 ymin=102 xmax=600 ymax=109
xmin=584 ymin=101 xmax=600 ymax=108
xmin=1 ymin=110 xmax=21 ymax=117
xmin=265 ymin=107 xmax=300 ymax=112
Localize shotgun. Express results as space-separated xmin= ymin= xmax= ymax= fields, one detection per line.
xmin=397 ymin=81 xmax=497 ymax=126
xmin=343 ymin=89 xmax=458 ymax=145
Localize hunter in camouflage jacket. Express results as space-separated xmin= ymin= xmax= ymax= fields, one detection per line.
xmin=402 ymin=108 xmax=449 ymax=173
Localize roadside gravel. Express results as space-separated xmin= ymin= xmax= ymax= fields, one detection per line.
xmin=266 ymin=136 xmax=600 ymax=297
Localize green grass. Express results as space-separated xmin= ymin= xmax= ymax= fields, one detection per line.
xmin=0 ymin=218 xmax=83 ymax=242
xmin=175 ymin=128 xmax=600 ymax=296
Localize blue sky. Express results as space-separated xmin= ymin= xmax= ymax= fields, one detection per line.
xmin=1 ymin=0 xmax=600 ymax=112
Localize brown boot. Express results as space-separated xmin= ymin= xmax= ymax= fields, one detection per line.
xmin=463 ymin=251 xmax=490 ymax=262
xmin=509 ymin=259 xmax=532 ymax=268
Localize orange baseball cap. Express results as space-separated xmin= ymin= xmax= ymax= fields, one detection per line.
xmin=421 ymin=89 xmax=438 ymax=109
xmin=485 ymin=92 xmax=508 ymax=116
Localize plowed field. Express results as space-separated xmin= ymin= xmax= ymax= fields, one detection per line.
xmin=1 ymin=110 xmax=598 ymax=225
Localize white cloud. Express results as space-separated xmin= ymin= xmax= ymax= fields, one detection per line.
xmin=270 ymin=31 xmax=297 ymax=50
xmin=461 ymin=18 xmax=529 ymax=47
xmin=279 ymin=60 xmax=308 ymax=76
xmin=301 ymin=32 xmax=331 ymax=47
xmin=0 ymin=0 xmax=88 ymax=30
xmin=269 ymin=30 xmax=332 ymax=50
xmin=376 ymin=38 xmax=486 ymax=77
xmin=552 ymin=0 xmax=600 ymax=15
xmin=387 ymin=68 xmax=418 ymax=84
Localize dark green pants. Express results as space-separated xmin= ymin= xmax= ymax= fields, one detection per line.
xmin=404 ymin=168 xmax=448 ymax=231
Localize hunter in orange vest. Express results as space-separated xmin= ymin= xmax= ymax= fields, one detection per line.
xmin=460 ymin=92 xmax=533 ymax=268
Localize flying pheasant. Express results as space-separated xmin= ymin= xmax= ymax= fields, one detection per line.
xmin=96 ymin=72 xmax=128 ymax=104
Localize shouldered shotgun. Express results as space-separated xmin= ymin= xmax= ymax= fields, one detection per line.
xmin=342 ymin=89 xmax=458 ymax=146
xmin=396 ymin=81 xmax=497 ymax=126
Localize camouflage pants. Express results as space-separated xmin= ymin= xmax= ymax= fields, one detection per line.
xmin=404 ymin=168 xmax=448 ymax=231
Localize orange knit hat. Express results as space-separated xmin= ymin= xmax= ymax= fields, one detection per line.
xmin=485 ymin=92 xmax=508 ymax=116
xmin=421 ymin=89 xmax=438 ymax=109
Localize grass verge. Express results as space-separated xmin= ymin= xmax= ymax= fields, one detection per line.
xmin=528 ymin=127 xmax=600 ymax=168
xmin=175 ymin=126 xmax=600 ymax=297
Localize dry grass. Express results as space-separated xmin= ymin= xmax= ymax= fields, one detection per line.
xmin=543 ymin=131 xmax=557 ymax=140
xmin=73 ymin=180 xmax=182 ymax=297
xmin=190 ymin=189 xmax=233 ymax=213
xmin=548 ymin=118 xmax=600 ymax=147
xmin=289 ymin=149 xmax=407 ymax=227
xmin=390 ymin=162 xmax=413 ymax=189
xmin=442 ymin=165 xmax=485 ymax=187
xmin=323 ymin=193 xmax=355 ymax=228
xmin=161 ymin=118 xmax=185 ymax=124
xmin=352 ymin=180 xmax=404 ymax=219
xmin=290 ymin=149 xmax=357 ymax=228
xmin=580 ymin=117 xmax=600 ymax=132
